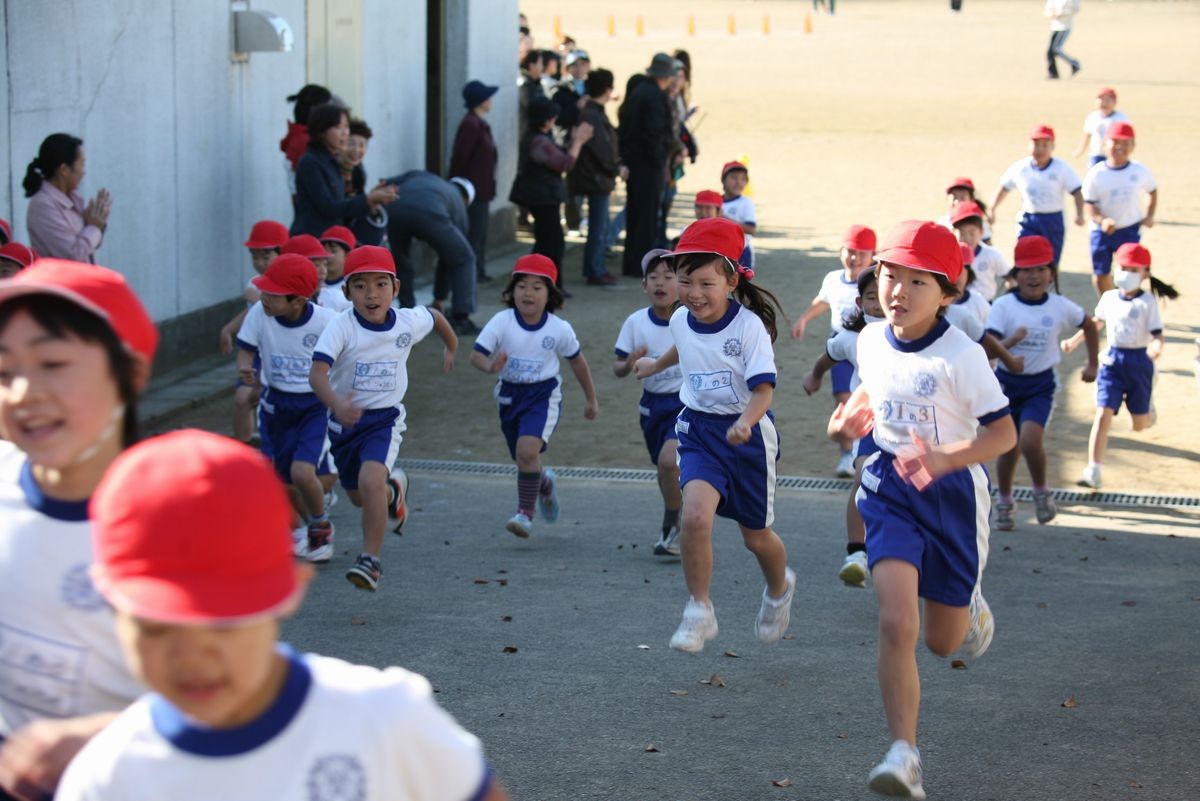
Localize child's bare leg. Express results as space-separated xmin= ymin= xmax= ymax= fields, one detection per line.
xmin=657 ymin=440 xmax=682 ymax=515
xmin=1018 ymin=421 xmax=1048 ymax=487
xmin=922 ymin=599 xmax=970 ymax=657
xmin=1130 ymin=412 xmax=1152 ymax=432
xmin=1092 ymin=271 xmax=1114 ymax=298
xmin=996 ymin=445 xmax=1020 ymax=497
xmin=847 ymin=460 xmax=867 ymax=544
xmin=832 ymin=391 xmax=853 ymax=452
xmin=1088 ymin=407 xmax=1115 ymax=463
xmin=357 ymin=461 xmax=389 ymax=557
xmin=515 ymin=435 xmax=543 ymax=473
xmin=873 ymin=559 xmax=922 ymax=745
xmin=740 ymin=525 xmax=788 ymax=597
xmin=290 ymin=461 xmax=326 ymax=519
xmin=320 ymin=473 xmax=337 ymax=493
xmin=679 ymin=480 xmax=720 ymax=603
xmin=232 ymin=385 xmax=257 ymax=442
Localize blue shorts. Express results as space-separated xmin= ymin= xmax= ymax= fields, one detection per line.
xmin=830 ymin=359 xmax=855 ymax=396
xmin=853 ymin=434 xmax=880 ymax=461
xmin=1018 ymin=211 xmax=1066 ymax=265
xmin=496 ymin=377 xmax=562 ymax=460
xmin=258 ymin=389 xmax=327 ymax=483
xmin=856 ymin=452 xmax=991 ymax=607
xmin=327 ymin=406 xmax=405 ymax=491
xmin=1097 ymin=347 xmax=1153 ymax=415
xmin=676 ymin=408 xmax=780 ymax=530
xmin=639 ymin=390 xmax=684 ymax=464
xmin=997 ymin=368 xmax=1057 ymax=429
xmin=1090 ymin=224 xmax=1140 ymax=276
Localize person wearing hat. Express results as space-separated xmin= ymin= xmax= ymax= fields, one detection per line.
xmin=0 ymin=242 xmax=37 ymax=279
xmin=0 ymin=260 xmax=158 ymax=800
xmin=450 ymin=80 xmax=500 ymax=284
xmin=0 ymin=217 xmax=12 ymax=246
xmin=617 ymin=54 xmax=677 ymax=277
xmin=936 ymin=176 xmax=994 ymax=244
xmin=1081 ymin=121 xmax=1157 ymax=296
xmin=1075 ymin=87 xmax=1130 ymax=167
xmin=828 ymin=220 xmax=1016 ymax=800
xmin=693 ymin=190 xmax=723 ymax=220
xmin=317 ymin=225 xmax=356 ymax=313
xmin=949 ymin=201 xmax=1009 ymax=301
xmin=553 ymin=49 xmax=591 ymax=131
xmin=987 ymin=124 xmax=1084 ymax=265
xmin=54 ymin=430 xmax=509 ymax=801
xmin=509 ymin=96 xmax=594 ymax=295
xmin=1044 ymin=0 xmax=1081 ymax=79
xmin=569 ymin=68 xmax=623 ymax=286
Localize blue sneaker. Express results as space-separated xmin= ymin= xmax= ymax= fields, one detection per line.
xmin=538 ymin=469 xmax=560 ymax=523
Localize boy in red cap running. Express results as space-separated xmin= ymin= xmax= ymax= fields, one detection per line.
xmin=55 ymin=429 xmax=509 ymax=801
xmin=1075 ymin=87 xmax=1130 ymax=167
xmin=317 ymin=224 xmax=356 ymax=313
xmin=1081 ymin=122 xmax=1156 ymax=296
xmin=693 ymin=190 xmax=723 ymax=220
xmin=719 ymin=161 xmax=756 ymax=270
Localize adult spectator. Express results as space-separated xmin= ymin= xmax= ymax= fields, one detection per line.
xmin=23 ymin=133 xmax=110 ymax=263
xmin=381 ymin=170 xmax=480 ymax=335
xmin=570 ymin=69 xmax=623 ymax=286
xmin=509 ymin=97 xmax=593 ymax=295
xmin=540 ymin=50 xmax=563 ymax=95
xmin=338 ymin=117 xmax=388 ymax=246
xmin=518 ymin=13 xmax=534 ymax=62
xmin=518 ymin=50 xmax=545 ymax=133
xmin=553 ymin=50 xmax=590 ymax=131
xmin=280 ymin=83 xmax=332 ymax=194
xmin=450 ymin=80 xmax=500 ymax=283
xmin=618 ymin=54 xmax=675 ymax=277
xmin=291 ymin=103 xmax=395 ymax=237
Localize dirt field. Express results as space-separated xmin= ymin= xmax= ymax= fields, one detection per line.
xmin=176 ymin=1 xmax=1200 ymax=495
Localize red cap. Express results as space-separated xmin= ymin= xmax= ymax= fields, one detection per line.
xmin=1115 ymin=242 xmax=1151 ymax=269
xmin=244 ymin=220 xmax=288 ymax=250
xmin=945 ymin=176 xmax=975 ymax=193
xmin=694 ymin=190 xmax=723 ymax=207
xmin=0 ymin=218 xmax=11 ymax=245
xmin=1097 ymin=86 xmax=1117 ymax=99
xmin=319 ymin=225 xmax=356 ymax=250
xmin=343 ymin=245 xmax=396 ymax=277
xmin=949 ymin=201 xmax=986 ymax=227
xmin=90 ymin=430 xmax=298 ymax=624
xmin=876 ymin=220 xmax=963 ymax=284
xmin=281 ymin=234 xmax=327 ymax=260
xmin=721 ymin=160 xmax=748 ymax=180
xmin=513 ymin=253 xmax=558 ymax=284
xmin=0 ymin=260 xmax=158 ymax=364
xmin=0 ymin=243 xmax=37 ymax=269
xmin=1107 ymin=122 xmax=1135 ymax=140
xmin=1029 ymin=124 xmax=1055 ymax=140
xmin=665 ymin=218 xmax=747 ymax=264
xmin=843 ymin=224 xmax=877 ymax=252
xmin=959 ymin=242 xmax=974 ymax=266
xmin=251 ymin=253 xmax=319 ymax=297
xmin=1013 ymin=235 xmax=1055 ymax=268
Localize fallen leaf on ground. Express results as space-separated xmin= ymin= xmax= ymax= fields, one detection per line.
xmin=1128 ymin=780 xmax=1143 ymax=789
xmin=473 ymin=579 xmax=489 ymax=584
xmin=699 ymin=673 xmax=727 ymax=687
xmin=1080 ymin=556 xmax=1089 ymax=562
xmin=782 ymin=634 xmax=796 ymax=640
xmin=1037 ymin=602 xmax=1048 ymax=609
xmin=836 ymin=732 xmax=849 ymax=739
xmin=644 ymin=744 xmax=660 ymax=753
xmin=501 ymin=646 xmax=519 ymax=654
xmin=723 ymin=650 xmax=740 ymax=658
xmin=500 ymin=615 xmax=513 ymax=622
xmin=637 ymin=644 xmax=651 ymax=650
xmin=711 ymin=713 xmax=726 ymax=719
xmin=771 ymin=779 xmax=793 ymax=788
xmin=497 ymin=578 xmax=509 ymax=586
xmin=617 ymin=544 xmax=623 ymax=549
xmin=950 ymin=659 xmax=967 ymax=670
xmin=1094 ymin=534 xmax=1108 ymax=541
xmin=1061 ymin=695 xmax=1078 ymax=708
xmin=497 ymin=569 xmax=508 ymax=574
xmin=1002 ymin=545 xmax=1012 ymax=551
xmin=1032 ymin=568 xmax=1043 ymax=574
xmin=1121 ymin=600 xmax=1136 ymax=607
xmin=350 ymin=617 xmax=367 ymax=626
xmin=669 ymin=689 xmax=688 ymax=696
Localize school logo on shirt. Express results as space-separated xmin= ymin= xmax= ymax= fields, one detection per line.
xmin=722 ymin=338 xmax=743 ymax=358
xmin=1128 ymin=307 xmax=1140 ymax=320
xmin=541 ymin=335 xmax=556 ymax=350
xmin=396 ymin=333 xmax=412 ymax=349
xmin=912 ymin=372 xmax=938 ymax=398
xmin=60 ymin=563 xmax=106 ymax=611
xmin=306 ymin=755 xmax=366 ymax=801
xmin=304 ymin=333 xmax=319 ymax=348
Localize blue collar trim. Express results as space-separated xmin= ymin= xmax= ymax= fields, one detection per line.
xmin=274 ymin=303 xmax=314 ymax=329
xmin=885 ymin=318 xmax=951 ymax=353
xmin=1014 ymin=291 xmax=1050 ymax=306
xmin=353 ymin=308 xmax=396 ymax=331
xmin=150 ymin=646 xmax=311 ymax=757
xmin=974 ymin=244 xmax=983 ymax=256
xmin=1106 ymin=160 xmax=1132 ymax=171
xmin=1032 ymin=158 xmax=1053 ymax=172
xmin=324 ymin=277 xmax=344 ymax=287
xmin=515 ymin=309 xmax=549 ymax=331
xmin=646 ymin=306 xmax=671 ymax=327
xmin=19 ymin=460 xmax=89 ymax=521
xmin=687 ymin=301 xmax=739 ymax=334
xmin=1118 ymin=289 xmax=1144 ymax=301
xmin=954 ymin=289 xmax=972 ymax=306
xmin=840 ymin=272 xmax=856 ymax=285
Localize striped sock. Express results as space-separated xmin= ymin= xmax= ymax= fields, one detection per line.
xmin=518 ymin=472 xmax=541 ymax=517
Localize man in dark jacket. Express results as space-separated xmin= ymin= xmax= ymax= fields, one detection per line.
xmin=569 ymin=69 xmax=622 ymax=285
xmin=618 ymin=53 xmax=676 ymax=277
xmin=449 ymin=80 xmax=499 ymax=283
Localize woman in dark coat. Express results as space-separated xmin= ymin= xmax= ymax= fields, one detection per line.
xmin=449 ymin=80 xmax=500 ymax=282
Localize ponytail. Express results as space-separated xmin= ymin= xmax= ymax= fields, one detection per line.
xmin=23 ymin=133 xmax=83 ymax=198
xmin=842 ymin=270 xmax=880 ymax=333
xmin=22 ymin=159 xmax=43 ymax=198
xmin=1149 ymin=275 xmax=1179 ymax=300
xmin=675 ymin=253 xmax=785 ymax=342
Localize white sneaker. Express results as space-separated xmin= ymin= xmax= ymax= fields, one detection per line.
xmin=994 ymin=500 xmax=1015 ymax=531
xmin=654 ymin=526 xmax=681 ymax=556
xmin=836 ymin=451 xmax=855 ymax=478
xmin=669 ymin=598 xmax=718 ymax=652
xmin=324 ymin=489 xmax=339 ymax=511
xmin=960 ymin=586 xmax=995 ymax=659
xmin=839 ymin=551 xmax=869 ymax=588
xmin=291 ymin=526 xmax=309 ymax=558
xmin=868 ymin=740 xmax=926 ymax=800
xmin=755 ymin=567 xmax=796 ymax=644
xmin=1077 ymin=463 xmax=1101 ymax=489
xmin=1033 ymin=490 xmax=1057 ymax=524
xmin=505 ymin=512 xmax=533 ymax=538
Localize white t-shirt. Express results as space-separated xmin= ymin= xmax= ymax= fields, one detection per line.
xmin=671 ymin=303 xmax=777 ymax=416
xmin=1095 ymin=289 xmax=1163 ymax=349
xmin=244 ymin=277 xmax=260 ymax=308
xmin=826 ymin=328 xmax=861 ymax=392
xmin=1082 ymin=161 xmax=1157 ymax=230
xmin=953 ymin=289 xmax=992 ymax=330
xmin=817 ymin=270 xmax=861 ymax=333
xmin=0 ymin=443 xmax=142 ymax=737
xmin=312 ymin=307 xmax=435 ymax=410
xmin=474 ymin=309 xmax=581 ymax=384
xmin=856 ymin=320 xmax=1009 ymax=454
xmin=317 ymin=278 xmax=353 ymax=313
xmin=987 ymin=291 xmax=1086 ymax=375
xmin=971 ymin=243 xmax=1010 ymax=302
xmin=944 ymin=304 xmax=986 ymax=343
xmin=237 ymin=302 xmax=337 ymax=393
xmin=1045 ymin=0 xmax=1080 ymax=31
xmin=614 ymin=307 xmax=683 ymax=394
xmin=999 ymin=157 xmax=1082 ymax=214
xmin=1082 ymin=110 xmax=1131 ymax=158
xmin=56 ymin=651 xmax=489 ymax=801
xmin=721 ymin=195 xmax=757 ymax=267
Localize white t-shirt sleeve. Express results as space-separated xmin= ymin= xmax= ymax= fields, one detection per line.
xmin=556 ymin=319 xmax=582 ymax=359
xmin=1061 ymin=161 xmax=1083 ymax=194
xmin=1082 ymin=165 xmax=1100 ymax=203
xmin=399 ymin=306 xmax=436 ymax=345
xmin=1000 ymin=161 xmax=1021 ymax=192
xmin=1147 ymin=296 xmax=1164 ymax=333
xmin=1061 ymin=295 xmax=1086 ymax=328
xmin=614 ymin=313 xmax=637 ymax=358
xmin=473 ymin=311 xmax=506 ymax=357
xmin=815 ymin=271 xmax=836 ymax=305
xmin=985 ymin=299 xmax=1010 ymax=337
xmin=825 ymin=329 xmax=855 ymax=363
xmin=313 ymin=314 xmax=348 ymax=364
xmin=1139 ymin=165 xmax=1158 ymax=194
xmin=741 ymin=315 xmax=777 ymax=388
xmin=953 ymin=342 xmax=1010 ymax=421
xmin=236 ymin=304 xmax=264 ymax=350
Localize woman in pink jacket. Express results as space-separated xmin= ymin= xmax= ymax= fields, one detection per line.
xmin=23 ymin=134 xmax=111 ymax=263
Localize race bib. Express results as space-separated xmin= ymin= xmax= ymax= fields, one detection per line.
xmin=352 ymin=360 xmax=398 ymax=392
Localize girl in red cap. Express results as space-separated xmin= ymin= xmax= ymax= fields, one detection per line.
xmin=634 ymin=218 xmax=794 ymax=654
xmin=0 ymin=260 xmax=157 ymax=799
xmin=470 ymin=254 xmax=598 ymax=538
xmin=987 ymin=235 xmax=1098 ymax=530
xmin=828 ymin=221 xmax=1017 ymax=799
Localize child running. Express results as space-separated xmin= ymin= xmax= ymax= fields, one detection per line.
xmin=614 ymin=249 xmax=685 ymax=555
xmin=633 ymin=218 xmax=794 ymax=653
xmin=791 ymin=224 xmax=877 ymax=477
xmin=694 ymin=190 xmax=723 ymax=220
xmin=1064 ymin=243 xmax=1177 ymax=489
xmin=0 ymin=260 xmax=157 ymax=799
xmin=0 ymin=242 xmax=37 ymax=278
xmin=309 ymin=246 xmax=457 ymax=590
xmin=949 ymin=243 xmax=992 ymax=328
xmin=470 ymin=254 xmax=598 ymax=539
xmin=318 ymin=224 xmax=356 ymax=312
xmin=1075 ymin=87 xmax=1130 ymax=167
xmin=827 ymin=221 xmax=1017 ymax=799
xmin=937 ymin=177 xmax=993 ymax=244
xmin=1082 ymin=121 xmax=1156 ymax=296
xmin=950 ymin=202 xmax=1009 ymax=301
xmin=987 ymin=235 xmax=1098 ymax=530
xmin=56 ymin=429 xmax=509 ymax=801
xmin=719 ymin=161 xmax=757 ymax=270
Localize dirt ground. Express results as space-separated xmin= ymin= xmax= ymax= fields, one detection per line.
xmin=178 ymin=0 xmax=1200 ymax=494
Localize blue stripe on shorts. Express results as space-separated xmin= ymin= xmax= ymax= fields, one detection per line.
xmin=496 ymin=377 xmax=562 ymax=460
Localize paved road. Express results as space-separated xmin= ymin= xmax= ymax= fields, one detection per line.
xmin=281 ymin=470 xmax=1199 ymax=801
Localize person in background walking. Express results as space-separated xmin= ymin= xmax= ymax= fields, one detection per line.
xmin=1045 ymin=0 xmax=1081 ymax=79
xmin=619 ymin=54 xmax=676 ymax=278
xmin=24 ymin=133 xmax=110 ymax=263
xmin=450 ymin=80 xmax=500 ymax=284
xmin=570 ymin=68 xmax=623 ymax=287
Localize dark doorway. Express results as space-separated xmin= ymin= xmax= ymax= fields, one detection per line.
xmin=425 ymin=0 xmax=445 ymax=173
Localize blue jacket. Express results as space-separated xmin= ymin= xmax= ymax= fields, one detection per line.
xmin=290 ymin=146 xmax=369 ymax=236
